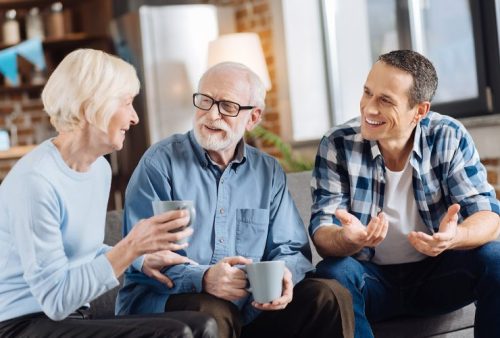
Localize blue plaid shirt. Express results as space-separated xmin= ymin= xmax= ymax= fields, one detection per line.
xmin=310 ymin=111 xmax=500 ymax=261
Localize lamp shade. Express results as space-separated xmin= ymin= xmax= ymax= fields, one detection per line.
xmin=207 ymin=32 xmax=272 ymax=90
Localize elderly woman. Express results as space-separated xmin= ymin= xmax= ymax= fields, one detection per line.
xmin=0 ymin=49 xmax=217 ymax=337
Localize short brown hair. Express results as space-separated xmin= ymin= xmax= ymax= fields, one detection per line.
xmin=378 ymin=50 xmax=438 ymax=107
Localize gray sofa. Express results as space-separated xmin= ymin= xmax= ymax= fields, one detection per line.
xmin=92 ymin=171 xmax=475 ymax=337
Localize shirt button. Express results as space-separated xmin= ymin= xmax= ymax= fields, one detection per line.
xmin=221 ymin=178 xmax=224 ymax=184
xmin=219 ymin=238 xmax=224 ymax=243
xmin=220 ymin=208 xmax=224 ymax=214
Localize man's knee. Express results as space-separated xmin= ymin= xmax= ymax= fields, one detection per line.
xmin=476 ymin=241 xmax=500 ymax=262
xmin=315 ymin=256 xmax=364 ymax=286
xmin=293 ymin=278 xmax=355 ymax=338
xmin=475 ymin=241 xmax=500 ymax=281
xmin=297 ymin=278 xmax=352 ymax=310
xmin=167 ymin=293 xmax=239 ymax=319
xmin=167 ymin=293 xmax=241 ymax=338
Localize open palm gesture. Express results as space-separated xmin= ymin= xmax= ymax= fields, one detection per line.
xmin=408 ymin=204 xmax=460 ymax=256
xmin=335 ymin=209 xmax=388 ymax=247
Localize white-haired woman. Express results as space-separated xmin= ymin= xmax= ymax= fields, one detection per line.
xmin=0 ymin=49 xmax=217 ymax=337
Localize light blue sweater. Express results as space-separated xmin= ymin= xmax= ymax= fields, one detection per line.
xmin=0 ymin=140 xmax=119 ymax=322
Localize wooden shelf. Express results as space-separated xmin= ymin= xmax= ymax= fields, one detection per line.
xmin=0 ymin=144 xmax=36 ymax=160
xmin=0 ymin=84 xmax=44 ymax=95
xmin=0 ymin=33 xmax=111 ymax=51
xmin=44 ymin=32 xmax=110 ymax=48
xmin=0 ymin=0 xmax=81 ymax=9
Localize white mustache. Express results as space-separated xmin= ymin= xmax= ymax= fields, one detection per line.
xmin=200 ymin=118 xmax=231 ymax=133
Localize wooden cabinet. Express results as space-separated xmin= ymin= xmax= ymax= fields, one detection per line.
xmin=0 ymin=0 xmax=114 ymax=144
xmin=0 ymin=0 xmax=113 ymax=88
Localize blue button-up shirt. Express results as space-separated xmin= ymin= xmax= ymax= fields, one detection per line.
xmin=116 ymin=131 xmax=313 ymax=323
xmin=310 ymin=112 xmax=500 ymax=261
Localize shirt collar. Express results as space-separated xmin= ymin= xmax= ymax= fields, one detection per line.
xmin=369 ymin=139 xmax=382 ymax=161
xmin=188 ymin=130 xmax=247 ymax=170
xmin=188 ymin=130 xmax=209 ymax=168
xmin=412 ymin=118 xmax=424 ymax=160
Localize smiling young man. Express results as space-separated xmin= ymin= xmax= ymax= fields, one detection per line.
xmin=116 ymin=62 xmax=354 ymax=338
xmin=310 ymin=50 xmax=500 ymax=338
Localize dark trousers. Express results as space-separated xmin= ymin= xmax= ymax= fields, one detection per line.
xmin=315 ymin=242 xmax=500 ymax=338
xmin=0 ymin=311 xmax=217 ymax=338
xmin=166 ymin=278 xmax=354 ymax=338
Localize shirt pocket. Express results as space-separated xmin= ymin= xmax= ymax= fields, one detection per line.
xmin=235 ymin=208 xmax=269 ymax=260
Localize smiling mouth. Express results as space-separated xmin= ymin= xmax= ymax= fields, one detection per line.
xmin=204 ymin=125 xmax=224 ymax=132
xmin=365 ymin=118 xmax=385 ymax=126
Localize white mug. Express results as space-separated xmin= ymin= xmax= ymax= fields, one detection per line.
xmin=243 ymin=260 xmax=285 ymax=303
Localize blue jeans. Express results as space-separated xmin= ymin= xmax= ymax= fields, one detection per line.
xmin=314 ymin=242 xmax=500 ymax=338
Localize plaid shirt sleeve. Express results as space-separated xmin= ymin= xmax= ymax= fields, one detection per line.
xmin=442 ymin=120 xmax=500 ymax=217
xmin=310 ymin=131 xmax=352 ymax=237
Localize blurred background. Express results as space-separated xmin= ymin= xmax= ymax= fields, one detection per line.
xmin=0 ymin=0 xmax=499 ymax=210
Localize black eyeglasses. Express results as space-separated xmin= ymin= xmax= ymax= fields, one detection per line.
xmin=193 ymin=93 xmax=255 ymax=117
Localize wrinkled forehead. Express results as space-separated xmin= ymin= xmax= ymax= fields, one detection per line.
xmin=199 ymin=68 xmax=252 ymax=102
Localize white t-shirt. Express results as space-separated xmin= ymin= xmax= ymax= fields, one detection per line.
xmin=372 ymin=160 xmax=430 ymax=265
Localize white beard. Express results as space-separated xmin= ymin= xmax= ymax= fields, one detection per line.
xmin=194 ymin=117 xmax=246 ymax=151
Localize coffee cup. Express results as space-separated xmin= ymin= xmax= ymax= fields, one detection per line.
xmin=244 ymin=260 xmax=285 ymax=303
xmin=151 ymin=200 xmax=196 ymax=244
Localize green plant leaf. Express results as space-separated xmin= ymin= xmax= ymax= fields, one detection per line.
xmin=246 ymin=125 xmax=314 ymax=172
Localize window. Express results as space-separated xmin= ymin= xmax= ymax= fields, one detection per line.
xmin=322 ymin=0 xmax=500 ymax=122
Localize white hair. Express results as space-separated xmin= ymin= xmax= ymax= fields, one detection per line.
xmin=42 ymin=48 xmax=140 ymax=132
xmin=198 ymin=61 xmax=266 ymax=111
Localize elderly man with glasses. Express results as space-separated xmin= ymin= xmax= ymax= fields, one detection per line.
xmin=115 ymin=62 xmax=354 ymax=338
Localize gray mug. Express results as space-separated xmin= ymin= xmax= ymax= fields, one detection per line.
xmin=151 ymin=200 xmax=196 ymax=244
xmin=244 ymin=260 xmax=285 ymax=303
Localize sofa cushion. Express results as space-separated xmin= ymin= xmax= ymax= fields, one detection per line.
xmin=88 ymin=210 xmax=124 ymax=318
xmin=286 ymin=171 xmax=321 ymax=265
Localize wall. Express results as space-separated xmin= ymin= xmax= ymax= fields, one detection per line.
xmin=463 ymin=117 xmax=500 ymax=198
xmin=215 ymin=0 xmax=500 ymax=199
xmin=202 ymin=0 xmax=280 ymax=156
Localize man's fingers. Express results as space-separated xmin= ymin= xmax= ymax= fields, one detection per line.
xmin=447 ymin=204 xmax=461 ymax=219
xmin=366 ymin=213 xmax=388 ymax=246
xmin=226 ymin=287 xmax=249 ymax=301
xmin=378 ymin=213 xmax=389 ymax=240
xmin=441 ymin=204 xmax=460 ymax=230
xmin=366 ymin=215 xmax=382 ymax=241
xmin=408 ymin=232 xmax=444 ymax=257
xmin=432 ymin=232 xmax=453 ymax=242
xmin=415 ymin=231 xmax=434 ymax=243
xmin=252 ymin=301 xmax=287 ymax=311
xmin=335 ymin=209 xmax=353 ymax=225
xmin=223 ymin=256 xmax=253 ymax=266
